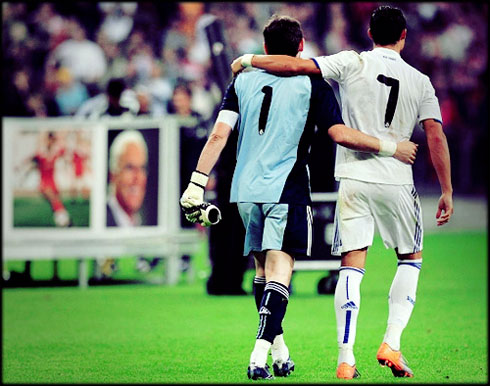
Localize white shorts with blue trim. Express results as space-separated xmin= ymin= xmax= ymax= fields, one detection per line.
xmin=332 ymin=178 xmax=423 ymax=256
xmin=237 ymin=202 xmax=313 ymax=257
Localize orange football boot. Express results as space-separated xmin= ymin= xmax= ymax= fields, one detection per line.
xmin=376 ymin=342 xmax=414 ymax=377
xmin=336 ymin=362 xmax=360 ymax=379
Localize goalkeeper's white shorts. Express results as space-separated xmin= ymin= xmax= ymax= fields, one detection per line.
xmin=331 ymin=178 xmax=423 ymax=256
xmin=237 ymin=202 xmax=313 ymax=257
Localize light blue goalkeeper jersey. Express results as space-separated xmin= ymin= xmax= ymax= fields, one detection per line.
xmin=220 ymin=69 xmax=343 ymax=204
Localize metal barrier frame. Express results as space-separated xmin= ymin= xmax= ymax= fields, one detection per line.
xmin=2 ymin=116 xmax=202 ymax=287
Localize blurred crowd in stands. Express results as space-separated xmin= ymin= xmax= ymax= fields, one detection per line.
xmin=3 ymin=2 xmax=487 ymax=194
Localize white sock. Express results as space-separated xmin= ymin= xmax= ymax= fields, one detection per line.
xmin=338 ymin=347 xmax=355 ymax=367
xmin=384 ymin=259 xmax=422 ymax=351
xmin=249 ymin=339 xmax=271 ymax=368
xmin=334 ymin=267 xmax=365 ymax=366
xmin=383 ymin=324 xmax=404 ymax=351
xmin=271 ymin=334 xmax=289 ymax=363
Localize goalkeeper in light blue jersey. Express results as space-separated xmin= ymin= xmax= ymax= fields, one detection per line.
xmin=180 ymin=14 xmax=418 ymax=381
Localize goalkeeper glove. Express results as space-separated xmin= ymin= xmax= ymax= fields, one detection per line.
xmin=180 ymin=171 xmax=222 ymax=226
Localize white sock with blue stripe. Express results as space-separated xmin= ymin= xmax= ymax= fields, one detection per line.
xmin=334 ymin=266 xmax=365 ymax=366
xmin=384 ymin=259 xmax=422 ymax=351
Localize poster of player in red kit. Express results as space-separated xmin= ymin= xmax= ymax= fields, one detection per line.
xmin=12 ymin=128 xmax=92 ymax=227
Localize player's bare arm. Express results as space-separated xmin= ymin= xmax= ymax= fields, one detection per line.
xmin=328 ymin=124 xmax=418 ymax=164
xmin=423 ymin=118 xmax=453 ymax=226
xmin=179 ymin=121 xmax=232 ymax=224
xmin=195 ymin=121 xmax=233 ymax=175
xmin=231 ymin=54 xmax=320 ymax=76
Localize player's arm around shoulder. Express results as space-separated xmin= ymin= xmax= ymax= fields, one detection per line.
xmin=422 ymin=118 xmax=454 ymax=225
xmin=328 ymin=124 xmax=418 ymax=164
xmin=231 ymin=54 xmax=320 ymax=76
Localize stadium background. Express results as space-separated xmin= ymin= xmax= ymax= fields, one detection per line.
xmin=2 ymin=2 xmax=488 ymax=384
xmin=3 ymin=2 xmax=487 ymax=195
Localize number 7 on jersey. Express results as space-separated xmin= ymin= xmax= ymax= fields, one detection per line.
xmin=377 ymin=74 xmax=399 ymax=128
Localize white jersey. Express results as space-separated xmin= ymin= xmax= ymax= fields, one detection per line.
xmin=313 ymin=47 xmax=442 ymax=184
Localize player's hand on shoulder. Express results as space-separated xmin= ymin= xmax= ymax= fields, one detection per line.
xmin=231 ymin=56 xmax=245 ymax=76
xmin=436 ymin=191 xmax=453 ymax=226
xmin=394 ymin=140 xmax=418 ymax=165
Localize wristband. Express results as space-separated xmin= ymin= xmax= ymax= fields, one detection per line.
xmin=378 ymin=140 xmax=397 ymax=156
xmin=241 ymin=54 xmax=254 ymax=68
xmin=190 ymin=171 xmax=209 ymax=189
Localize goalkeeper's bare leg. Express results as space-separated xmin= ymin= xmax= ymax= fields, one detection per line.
xmin=252 ymin=252 xmax=292 ymax=375
xmin=248 ymin=250 xmax=295 ymax=379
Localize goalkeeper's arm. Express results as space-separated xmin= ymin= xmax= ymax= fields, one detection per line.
xmin=194 ymin=120 xmax=233 ymax=176
xmin=328 ymin=124 xmax=418 ymax=165
xmin=180 ymin=115 xmax=234 ymax=224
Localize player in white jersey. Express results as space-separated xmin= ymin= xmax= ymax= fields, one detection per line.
xmin=231 ymin=5 xmax=453 ymax=380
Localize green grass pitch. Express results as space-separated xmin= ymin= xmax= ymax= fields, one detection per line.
xmin=2 ymin=231 xmax=487 ymax=383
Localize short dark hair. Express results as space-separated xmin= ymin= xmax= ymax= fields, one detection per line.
xmin=369 ymin=6 xmax=406 ymax=46
xmin=263 ymin=15 xmax=303 ymax=57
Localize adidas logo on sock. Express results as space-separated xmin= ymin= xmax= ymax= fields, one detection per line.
xmin=406 ymin=296 xmax=415 ymax=305
xmin=259 ymin=306 xmax=271 ymax=315
xmin=341 ymin=301 xmax=358 ymax=310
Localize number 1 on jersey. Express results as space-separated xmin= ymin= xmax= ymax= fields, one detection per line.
xmin=377 ymin=74 xmax=399 ymax=128
xmin=258 ymin=86 xmax=273 ymax=135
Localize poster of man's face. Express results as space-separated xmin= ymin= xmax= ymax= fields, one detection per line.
xmin=106 ymin=128 xmax=159 ymax=227
xmin=12 ymin=128 xmax=92 ymax=228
